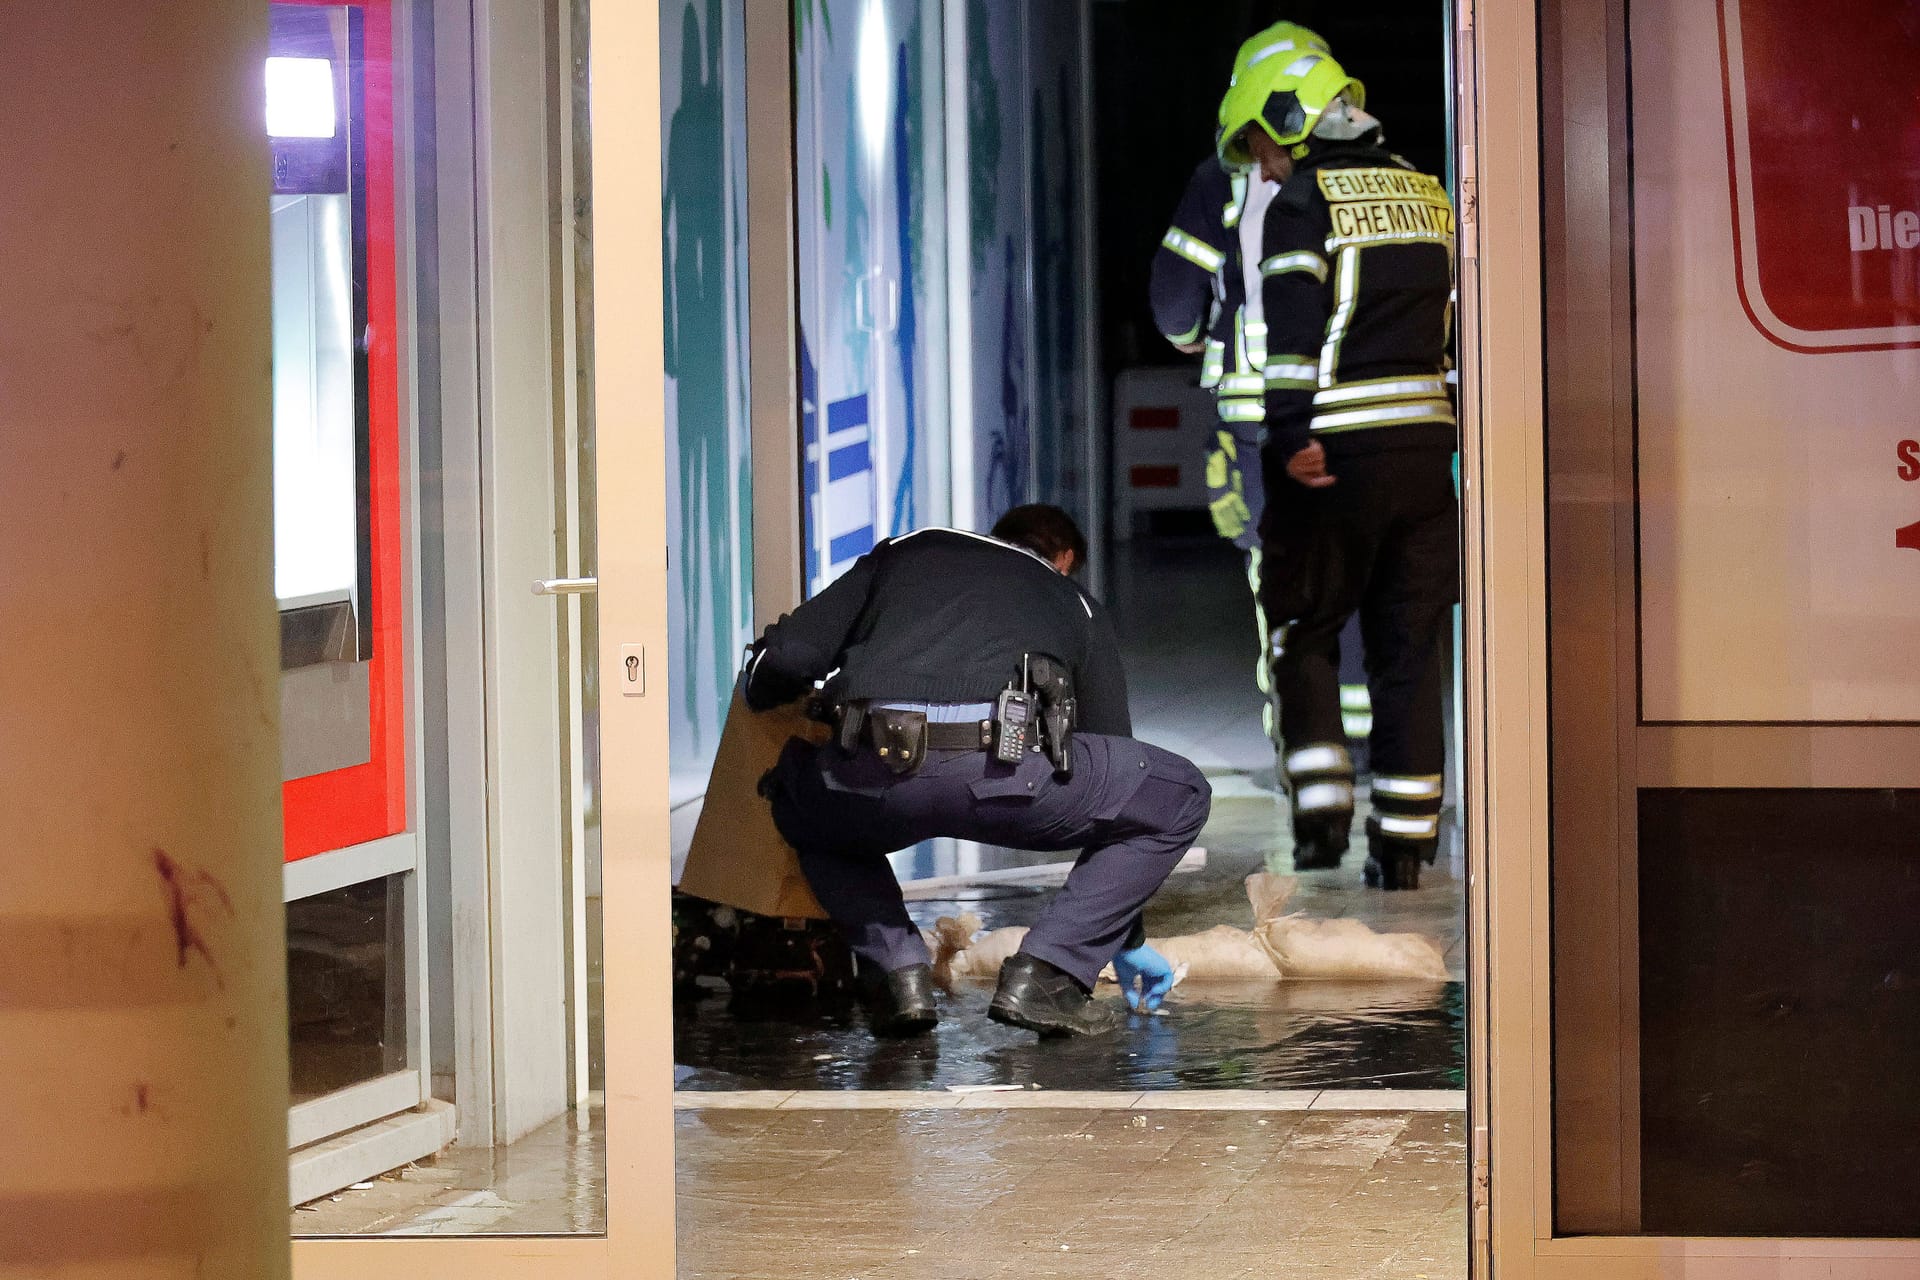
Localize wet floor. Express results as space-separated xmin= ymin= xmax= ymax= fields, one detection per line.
xmin=674 ymin=977 xmax=1463 ymax=1092
xmin=673 ymin=539 xmax=1468 ymax=1093
xmin=676 ymin=778 xmax=1467 ymax=1093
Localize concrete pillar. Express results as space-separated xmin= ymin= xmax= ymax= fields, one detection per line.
xmin=0 ymin=3 xmax=291 ymax=1277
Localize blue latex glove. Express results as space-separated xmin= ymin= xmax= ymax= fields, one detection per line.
xmin=1113 ymin=943 xmax=1176 ymax=1013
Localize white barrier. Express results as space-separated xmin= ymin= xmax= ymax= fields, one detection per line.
xmin=1109 ymin=366 xmax=1218 ymax=540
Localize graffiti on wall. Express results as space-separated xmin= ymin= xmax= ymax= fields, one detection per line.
xmin=663 ymin=0 xmax=753 ymax=788
xmin=796 ymin=0 xmax=948 ymax=591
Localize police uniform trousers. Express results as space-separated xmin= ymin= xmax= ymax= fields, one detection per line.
xmin=1260 ymin=445 xmax=1457 ymax=851
xmin=765 ymin=732 xmax=1211 ymax=990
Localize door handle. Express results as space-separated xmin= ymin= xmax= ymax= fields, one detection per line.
xmin=532 ymin=576 xmax=598 ymax=596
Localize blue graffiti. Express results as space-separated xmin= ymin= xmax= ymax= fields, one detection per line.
xmin=986 ymin=233 xmax=1029 ymax=516
xmin=800 ymin=329 xmax=821 ymax=589
xmin=888 ymin=39 xmax=920 ymax=537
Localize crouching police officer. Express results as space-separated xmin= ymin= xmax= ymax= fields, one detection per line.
xmin=746 ymin=505 xmax=1211 ymax=1038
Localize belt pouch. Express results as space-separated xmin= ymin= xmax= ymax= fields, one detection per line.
xmin=865 ymin=708 xmax=928 ymax=775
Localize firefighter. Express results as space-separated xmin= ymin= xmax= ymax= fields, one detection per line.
xmin=1149 ymin=23 xmax=1376 ymax=783
xmin=1218 ymin=46 xmax=1459 ymax=890
xmin=1148 ymin=24 xmax=1330 ymax=754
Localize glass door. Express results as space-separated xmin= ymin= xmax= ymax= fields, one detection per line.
xmin=287 ymin=1 xmax=670 ymax=1271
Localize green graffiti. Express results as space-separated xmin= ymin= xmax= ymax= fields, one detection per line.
xmin=902 ymin=12 xmax=927 ymax=308
xmin=793 ymin=0 xmax=830 ymax=51
xmin=966 ymin=0 xmax=1001 ymax=261
xmin=663 ymin=0 xmax=741 ymax=753
xmin=839 ymin=65 xmax=870 ymax=374
xmin=822 ymin=162 xmax=833 ymax=230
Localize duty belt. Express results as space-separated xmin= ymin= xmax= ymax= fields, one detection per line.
xmin=867 ymin=702 xmax=997 ymax=752
xmin=914 ymin=720 xmax=995 ymax=752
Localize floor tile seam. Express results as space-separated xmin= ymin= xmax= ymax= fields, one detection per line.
xmin=673 ymin=1089 xmax=1467 ymax=1113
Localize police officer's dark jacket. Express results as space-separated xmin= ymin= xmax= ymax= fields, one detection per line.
xmin=1258 ymin=138 xmax=1456 ymax=463
xmin=744 ymin=528 xmax=1132 ymax=737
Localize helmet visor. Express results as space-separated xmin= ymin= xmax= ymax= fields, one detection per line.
xmin=1256 ymin=90 xmax=1310 ymax=148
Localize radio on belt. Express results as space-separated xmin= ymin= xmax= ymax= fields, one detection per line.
xmin=993 ymin=655 xmax=1037 ymax=765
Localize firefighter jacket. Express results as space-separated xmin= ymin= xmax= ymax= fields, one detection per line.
xmin=1257 ymin=140 xmax=1457 ymax=463
xmin=1150 ymin=157 xmax=1233 ymax=355
xmin=1149 ymin=157 xmax=1283 ymax=425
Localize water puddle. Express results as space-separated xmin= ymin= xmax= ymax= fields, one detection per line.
xmin=673 ymin=979 xmax=1463 ymax=1092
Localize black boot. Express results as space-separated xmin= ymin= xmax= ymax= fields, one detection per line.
xmin=1363 ymin=820 xmax=1434 ymax=891
xmin=857 ymin=961 xmax=939 ymax=1037
xmin=989 ymin=953 xmax=1122 ymax=1037
xmin=1291 ymin=812 xmax=1351 ymax=871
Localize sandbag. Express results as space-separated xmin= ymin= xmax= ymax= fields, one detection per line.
xmin=1149 ymin=925 xmax=1280 ymax=981
xmin=1254 ymin=914 xmax=1451 ymax=981
xmin=926 ymin=869 xmax=1449 ymax=986
xmin=929 ymin=914 xmax=1029 ymax=987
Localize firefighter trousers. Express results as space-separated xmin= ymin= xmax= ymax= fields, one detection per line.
xmin=1260 ymin=445 xmax=1458 ymax=853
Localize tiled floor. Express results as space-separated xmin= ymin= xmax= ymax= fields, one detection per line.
xmin=291 ymin=1106 xmax=607 ymax=1236
xmin=675 ymin=1104 xmax=1468 ymax=1279
xmin=295 ymin=537 xmax=1471 ymax=1266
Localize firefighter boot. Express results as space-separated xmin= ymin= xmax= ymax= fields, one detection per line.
xmin=1285 ymin=743 xmax=1356 ymax=870
xmin=1292 ymin=811 xmax=1351 ymax=871
xmin=1363 ymin=816 xmax=1437 ymax=891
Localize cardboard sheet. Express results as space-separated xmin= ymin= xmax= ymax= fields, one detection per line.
xmin=677 ymin=691 xmax=830 ymax=920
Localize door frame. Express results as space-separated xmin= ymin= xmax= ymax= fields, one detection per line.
xmin=1468 ymin=0 xmax=1920 ymax=1274
xmin=292 ymin=0 xmax=672 ymax=1270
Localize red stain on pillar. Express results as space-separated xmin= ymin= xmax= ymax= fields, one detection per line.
xmin=153 ymin=849 xmax=233 ymax=986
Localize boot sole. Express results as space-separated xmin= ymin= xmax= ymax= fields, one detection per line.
xmin=871 ymin=1012 xmax=939 ymax=1037
xmin=1365 ymin=852 xmax=1423 ymax=891
xmin=988 ymin=994 xmax=1120 ymax=1038
xmin=865 ymin=1002 xmax=939 ymax=1037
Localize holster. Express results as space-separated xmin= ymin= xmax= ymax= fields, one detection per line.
xmin=863 ymin=707 xmax=928 ymax=775
xmin=1027 ymin=653 xmax=1078 ymax=780
xmin=834 ymin=700 xmax=866 ymax=754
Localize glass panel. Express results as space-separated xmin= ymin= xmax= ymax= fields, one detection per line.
xmin=1636 ymin=789 xmax=1920 ymax=1237
xmin=1542 ymin=0 xmax=1920 ymax=1237
xmin=573 ymin=0 xmax=607 ymax=1104
xmin=962 ymin=0 xmax=1028 ymax=523
xmin=288 ymin=876 xmax=406 ymax=1103
xmin=795 ymin=0 xmax=950 ymax=592
xmin=271 ymin=190 xmax=359 ymax=607
xmin=270 ymin=2 xmax=368 ymax=623
xmin=665 ymin=0 xmax=755 ymax=805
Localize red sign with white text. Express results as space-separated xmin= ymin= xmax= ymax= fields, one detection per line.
xmin=1720 ymin=0 xmax=1920 ymax=351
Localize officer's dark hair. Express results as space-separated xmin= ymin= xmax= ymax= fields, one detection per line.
xmin=990 ymin=504 xmax=1087 ymax=574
